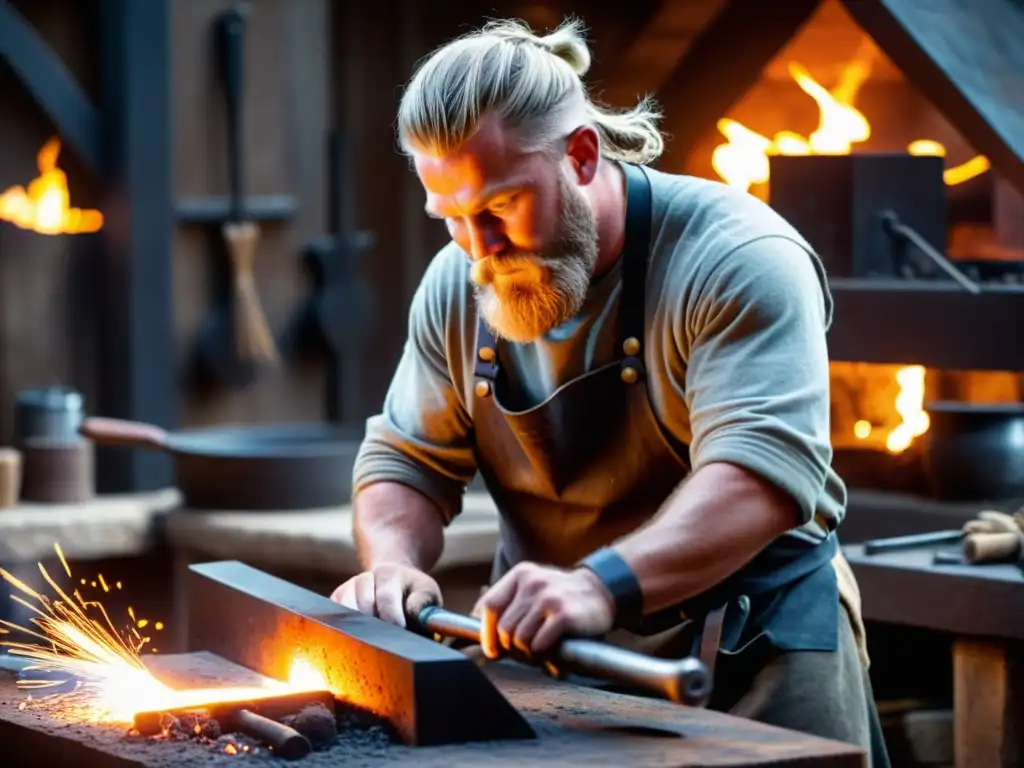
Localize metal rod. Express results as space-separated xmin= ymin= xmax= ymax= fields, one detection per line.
xmin=880 ymin=210 xmax=982 ymax=294
xmin=233 ymin=708 xmax=312 ymax=760
xmin=862 ymin=529 xmax=964 ymax=555
xmin=417 ymin=606 xmax=712 ymax=707
xmin=933 ymin=550 xmax=967 ymax=566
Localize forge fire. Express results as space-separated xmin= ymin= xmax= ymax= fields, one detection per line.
xmin=708 ymin=36 xmax=990 ymax=195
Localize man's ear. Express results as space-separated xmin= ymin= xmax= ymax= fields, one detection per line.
xmin=564 ymin=125 xmax=601 ymax=185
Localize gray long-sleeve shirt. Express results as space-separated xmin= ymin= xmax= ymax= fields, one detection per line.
xmin=353 ymin=167 xmax=847 ymax=543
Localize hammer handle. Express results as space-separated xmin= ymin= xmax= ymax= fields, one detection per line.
xmin=417 ymin=606 xmax=712 ymax=707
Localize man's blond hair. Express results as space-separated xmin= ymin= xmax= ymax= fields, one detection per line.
xmin=397 ymin=17 xmax=664 ymax=164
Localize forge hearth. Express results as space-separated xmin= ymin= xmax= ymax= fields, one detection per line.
xmin=627 ymin=0 xmax=1024 ymax=371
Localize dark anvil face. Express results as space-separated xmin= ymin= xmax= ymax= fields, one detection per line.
xmin=184 ymin=561 xmax=535 ymax=747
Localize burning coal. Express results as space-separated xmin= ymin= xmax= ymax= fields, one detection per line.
xmin=0 ymin=543 xmax=326 ymax=726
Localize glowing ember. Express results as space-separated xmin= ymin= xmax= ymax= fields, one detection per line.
xmin=0 ymin=543 xmax=327 ymax=725
xmin=0 ymin=138 xmax=103 ymax=235
xmin=712 ymin=40 xmax=989 ymax=192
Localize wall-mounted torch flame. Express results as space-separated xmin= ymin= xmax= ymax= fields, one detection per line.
xmin=0 ymin=543 xmax=326 ymax=725
xmin=0 ymin=138 xmax=103 ymax=235
xmin=712 ymin=42 xmax=989 ymax=193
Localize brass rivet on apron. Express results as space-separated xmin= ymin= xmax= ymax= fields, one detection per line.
xmin=622 ymin=337 xmax=641 ymax=356
xmin=478 ymin=346 xmax=495 ymax=362
xmin=621 ymin=366 xmax=638 ymax=384
xmin=474 ymin=380 xmax=492 ymax=398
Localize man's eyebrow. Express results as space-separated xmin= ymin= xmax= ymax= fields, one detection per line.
xmin=424 ymin=183 xmax=525 ymax=218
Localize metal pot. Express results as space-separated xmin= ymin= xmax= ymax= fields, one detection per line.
xmin=15 ymin=387 xmax=85 ymax=446
xmin=80 ymin=417 xmax=363 ymax=511
xmin=920 ymin=401 xmax=1024 ymax=502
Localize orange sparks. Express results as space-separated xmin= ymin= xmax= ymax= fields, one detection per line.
xmin=0 ymin=543 xmax=328 ymax=725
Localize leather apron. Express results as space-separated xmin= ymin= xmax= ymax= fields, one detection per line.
xmin=470 ymin=162 xmax=840 ymax=675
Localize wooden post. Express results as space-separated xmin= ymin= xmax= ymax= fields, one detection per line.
xmin=994 ymin=178 xmax=1024 ymax=258
xmin=953 ymin=639 xmax=1024 ymax=767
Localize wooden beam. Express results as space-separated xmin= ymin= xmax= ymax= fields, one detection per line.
xmin=953 ymin=640 xmax=1024 ymax=768
xmin=829 ymin=279 xmax=1024 ymax=371
xmin=0 ymin=0 xmax=104 ymax=174
xmin=97 ymin=0 xmax=176 ymax=493
xmin=597 ymin=0 xmax=726 ymax=108
xmin=654 ymin=0 xmax=821 ymax=164
xmin=838 ymin=0 xmax=1024 ymax=196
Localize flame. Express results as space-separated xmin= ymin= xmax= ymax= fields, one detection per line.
xmin=712 ymin=44 xmax=989 ymax=192
xmin=850 ymin=365 xmax=929 ymax=454
xmin=0 ymin=138 xmax=103 ymax=235
xmin=906 ymin=139 xmax=992 ymax=186
xmin=790 ymin=62 xmax=871 ymax=154
xmin=884 ymin=365 xmax=930 ymax=453
xmin=0 ymin=543 xmax=327 ymax=725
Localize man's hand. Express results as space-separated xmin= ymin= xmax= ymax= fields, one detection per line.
xmin=473 ymin=563 xmax=615 ymax=659
xmin=330 ymin=564 xmax=442 ymax=629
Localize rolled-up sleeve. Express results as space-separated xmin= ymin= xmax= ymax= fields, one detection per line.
xmin=683 ymin=235 xmax=834 ymax=523
xmin=352 ymin=254 xmax=477 ymax=523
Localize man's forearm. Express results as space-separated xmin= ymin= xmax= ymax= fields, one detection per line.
xmin=353 ymin=482 xmax=446 ymax=572
xmin=612 ymin=462 xmax=802 ymax=614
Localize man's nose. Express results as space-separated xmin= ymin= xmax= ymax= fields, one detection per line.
xmin=467 ymin=221 xmax=507 ymax=261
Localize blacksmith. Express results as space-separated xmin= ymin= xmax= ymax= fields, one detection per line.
xmin=332 ymin=18 xmax=889 ymax=765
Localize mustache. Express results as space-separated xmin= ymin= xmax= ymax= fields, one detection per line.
xmin=470 ymin=252 xmax=553 ymax=286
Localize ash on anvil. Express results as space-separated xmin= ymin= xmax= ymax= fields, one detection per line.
xmin=0 ymin=542 xmax=325 ymax=726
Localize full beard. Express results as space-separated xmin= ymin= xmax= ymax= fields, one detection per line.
xmin=470 ymin=178 xmax=598 ymax=344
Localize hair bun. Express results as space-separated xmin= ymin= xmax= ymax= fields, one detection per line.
xmin=539 ymin=20 xmax=590 ymax=76
xmin=481 ymin=18 xmax=591 ymax=77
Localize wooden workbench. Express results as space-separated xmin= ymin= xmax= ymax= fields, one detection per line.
xmin=0 ymin=490 xmax=179 ymax=563
xmin=844 ymin=544 xmax=1024 ymax=767
xmin=0 ymin=662 xmax=866 ymax=767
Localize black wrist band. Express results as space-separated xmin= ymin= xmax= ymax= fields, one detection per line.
xmin=579 ymin=547 xmax=644 ymax=627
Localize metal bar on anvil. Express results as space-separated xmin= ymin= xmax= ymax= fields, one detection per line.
xmin=828 ymin=278 xmax=1024 ymax=371
xmin=186 ymin=561 xmax=535 ymax=746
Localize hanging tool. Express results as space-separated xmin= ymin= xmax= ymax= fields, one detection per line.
xmin=290 ymin=131 xmax=375 ymax=421
xmin=196 ymin=2 xmax=279 ymax=388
